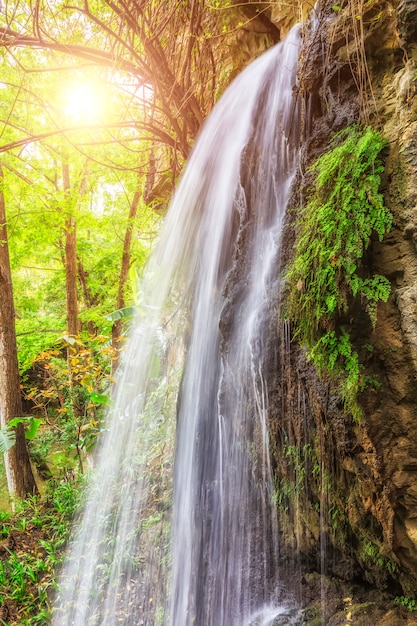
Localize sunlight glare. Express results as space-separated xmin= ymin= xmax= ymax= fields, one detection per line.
xmin=63 ymin=82 xmax=108 ymax=124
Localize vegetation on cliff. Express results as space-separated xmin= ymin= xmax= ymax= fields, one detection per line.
xmin=286 ymin=125 xmax=392 ymax=420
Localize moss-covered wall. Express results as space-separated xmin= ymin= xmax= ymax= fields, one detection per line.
xmin=270 ymin=0 xmax=417 ymax=621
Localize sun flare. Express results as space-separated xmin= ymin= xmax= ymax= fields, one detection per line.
xmin=63 ymin=82 xmax=108 ymax=124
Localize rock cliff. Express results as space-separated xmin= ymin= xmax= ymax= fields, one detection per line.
xmin=267 ymin=0 xmax=417 ymax=621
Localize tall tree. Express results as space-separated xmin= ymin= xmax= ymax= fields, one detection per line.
xmin=62 ymin=160 xmax=79 ymax=338
xmin=0 ymin=164 xmax=38 ymax=498
xmin=112 ymin=172 xmax=142 ymax=354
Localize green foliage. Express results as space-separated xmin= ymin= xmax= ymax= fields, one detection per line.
xmin=286 ymin=126 xmax=392 ymax=419
xmin=0 ymin=416 xmax=41 ymax=465
xmin=394 ymin=596 xmax=417 ymax=612
xmin=0 ymin=427 xmax=16 ymax=454
xmin=359 ymin=538 xmax=398 ymax=577
xmin=16 ymin=318 xmax=64 ymax=377
xmin=0 ymin=479 xmax=83 ymax=624
xmin=22 ymin=334 xmax=117 ymax=476
xmin=8 ymin=417 xmax=42 ymax=441
xmin=105 ymin=305 xmax=137 ymax=321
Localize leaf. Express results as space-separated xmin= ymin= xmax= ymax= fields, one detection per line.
xmin=25 ymin=417 xmax=42 ymax=440
xmin=90 ymin=392 xmax=111 ymax=406
xmin=0 ymin=426 xmax=16 ymax=452
xmin=331 ymin=4 xmax=341 ymax=9
xmin=8 ymin=416 xmax=42 ymax=440
xmin=105 ymin=306 xmax=137 ymax=321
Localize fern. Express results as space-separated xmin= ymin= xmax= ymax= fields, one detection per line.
xmin=286 ymin=126 xmax=392 ymax=420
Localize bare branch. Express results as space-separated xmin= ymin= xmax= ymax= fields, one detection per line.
xmin=0 ymin=121 xmax=176 ymax=154
xmin=0 ymin=27 xmax=141 ymax=75
xmin=16 ymin=329 xmax=64 ymax=336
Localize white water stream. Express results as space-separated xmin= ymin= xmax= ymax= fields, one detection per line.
xmin=53 ymin=24 xmax=301 ymax=626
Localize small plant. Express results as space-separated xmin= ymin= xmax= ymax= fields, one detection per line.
xmin=394 ymin=595 xmax=417 ymax=612
xmin=359 ymin=538 xmax=398 ymax=577
xmin=286 ymin=125 xmax=392 ymax=420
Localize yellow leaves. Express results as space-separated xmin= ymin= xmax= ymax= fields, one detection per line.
xmin=25 ymin=387 xmax=38 ymax=401
xmin=40 ymin=389 xmax=55 ymax=399
xmin=80 ymin=420 xmax=98 ymax=433
xmin=23 ymin=333 xmax=118 ymax=441
xmin=343 ymin=597 xmax=353 ymax=624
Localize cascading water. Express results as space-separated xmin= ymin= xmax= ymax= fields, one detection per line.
xmin=53 ymin=24 xmax=302 ymax=626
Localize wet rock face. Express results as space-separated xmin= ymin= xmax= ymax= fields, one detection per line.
xmin=398 ymin=0 xmax=417 ymax=48
xmin=274 ymin=0 xmax=417 ymax=604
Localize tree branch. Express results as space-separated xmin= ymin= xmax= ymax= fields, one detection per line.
xmin=16 ymin=329 xmax=64 ymax=336
xmin=0 ymin=27 xmax=141 ymax=76
xmin=0 ymin=121 xmax=176 ymax=154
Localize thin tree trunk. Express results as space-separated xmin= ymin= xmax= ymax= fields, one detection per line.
xmin=112 ymin=181 xmax=142 ymax=366
xmin=0 ymin=164 xmax=38 ymax=499
xmin=62 ymin=161 xmax=92 ymax=473
xmin=77 ymin=256 xmax=99 ymax=335
xmin=62 ymin=161 xmax=78 ymax=337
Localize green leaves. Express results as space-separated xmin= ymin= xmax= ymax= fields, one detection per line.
xmin=0 ymin=417 xmax=42 ymax=453
xmin=8 ymin=417 xmax=42 ymax=441
xmin=286 ymin=126 xmax=392 ymax=420
xmin=89 ymin=392 xmax=110 ymax=406
xmin=105 ymin=306 xmax=137 ymax=321
xmin=0 ymin=479 xmax=83 ymax=623
xmin=0 ymin=425 xmax=16 ymax=453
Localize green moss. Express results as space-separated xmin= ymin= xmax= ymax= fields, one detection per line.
xmin=286 ymin=125 xmax=392 ymax=420
xmin=394 ymin=595 xmax=417 ymax=612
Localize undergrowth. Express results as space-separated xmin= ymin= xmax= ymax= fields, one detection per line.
xmin=286 ymin=125 xmax=392 ymax=420
xmin=0 ymin=479 xmax=83 ymax=625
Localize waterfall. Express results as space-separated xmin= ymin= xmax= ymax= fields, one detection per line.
xmin=53 ymin=24 xmax=301 ymax=626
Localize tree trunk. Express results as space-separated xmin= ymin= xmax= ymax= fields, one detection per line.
xmin=111 ymin=180 xmax=142 ymax=365
xmin=77 ymin=257 xmax=99 ymax=335
xmin=0 ymin=165 xmax=38 ymax=499
xmin=62 ymin=161 xmax=78 ymax=337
